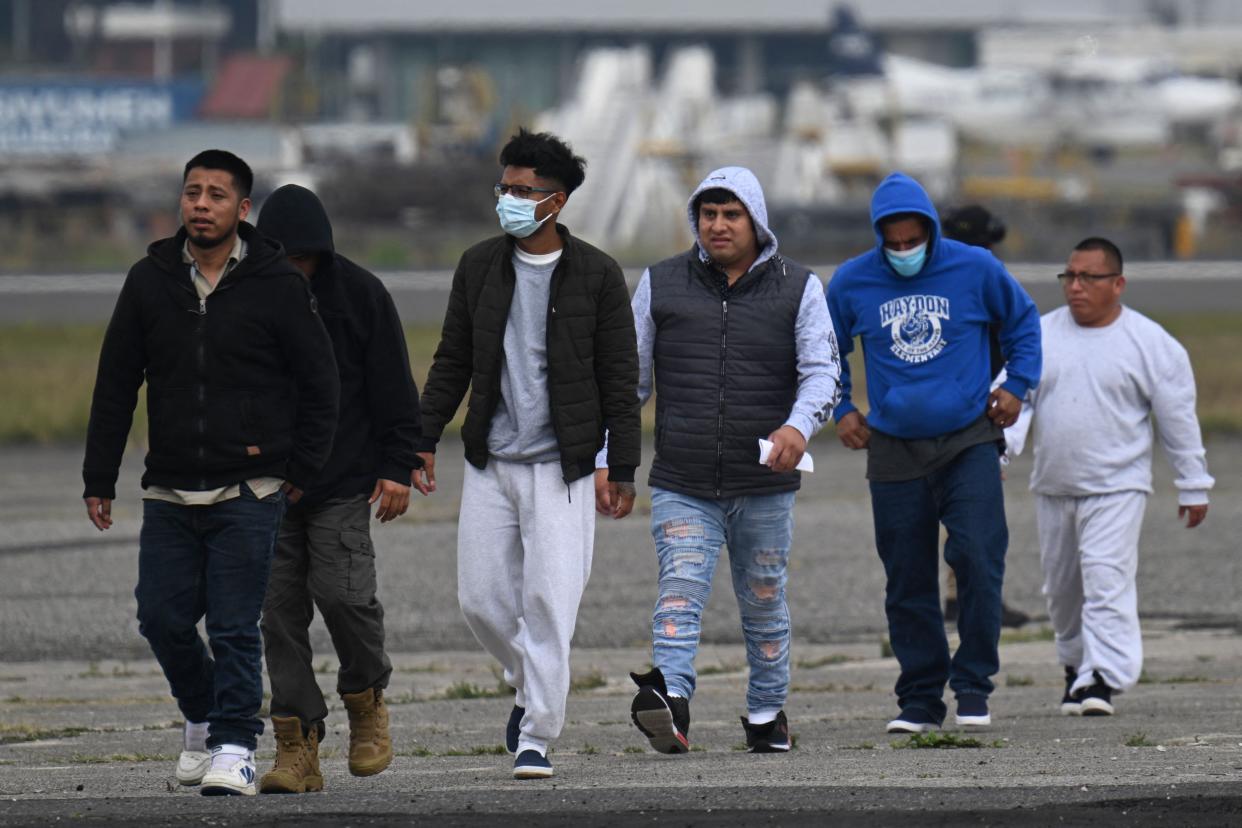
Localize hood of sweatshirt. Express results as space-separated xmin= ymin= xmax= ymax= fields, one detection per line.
xmin=685 ymin=166 xmax=778 ymax=269
xmin=869 ymin=171 xmax=942 ymax=274
xmin=256 ymin=184 xmax=336 ymax=257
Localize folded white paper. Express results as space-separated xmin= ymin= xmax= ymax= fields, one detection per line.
xmin=758 ymin=438 xmax=814 ymax=473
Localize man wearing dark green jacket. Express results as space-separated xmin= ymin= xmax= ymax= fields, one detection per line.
xmin=414 ymin=129 xmax=640 ymax=780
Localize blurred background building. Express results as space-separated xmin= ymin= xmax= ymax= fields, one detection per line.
xmin=2 ymin=0 xmax=1242 ymax=270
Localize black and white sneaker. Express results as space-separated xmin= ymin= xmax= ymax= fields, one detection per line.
xmin=512 ymin=749 xmax=553 ymax=780
xmin=741 ymin=711 xmax=791 ymax=753
xmin=629 ymin=668 xmax=690 ymax=754
xmin=1060 ymin=666 xmax=1082 ymax=716
xmin=1078 ymin=671 xmax=1115 ymax=716
xmin=886 ymin=707 xmax=940 ymax=734
xmin=954 ymin=695 xmax=991 ymax=728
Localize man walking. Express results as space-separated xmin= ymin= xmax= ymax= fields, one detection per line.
xmin=254 ymin=184 xmax=423 ymax=792
xmin=826 ymin=172 xmax=1041 ymax=734
xmin=940 ymin=203 xmax=1029 ymax=630
xmin=413 ymin=129 xmax=640 ymax=779
xmin=1005 ymin=237 xmax=1212 ymax=716
xmin=82 ymin=150 xmax=340 ymax=795
xmin=617 ymin=166 xmax=841 ymax=754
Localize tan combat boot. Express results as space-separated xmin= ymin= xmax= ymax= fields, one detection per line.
xmin=259 ymin=716 xmax=323 ymax=794
xmin=341 ymin=687 xmax=392 ymax=777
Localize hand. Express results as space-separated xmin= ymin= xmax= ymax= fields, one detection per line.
xmin=413 ymin=452 xmax=436 ymax=495
xmin=1179 ymin=504 xmax=1208 ymax=529
xmin=280 ymin=482 xmax=304 ymax=504
xmin=594 ymin=469 xmax=636 ymax=519
xmin=85 ymin=497 xmax=112 ymax=531
xmin=987 ymin=388 xmax=1021 ymax=429
xmin=369 ymin=478 xmax=411 ymax=523
xmin=836 ymin=410 xmax=870 ymax=450
xmin=765 ymin=425 xmax=807 ymax=473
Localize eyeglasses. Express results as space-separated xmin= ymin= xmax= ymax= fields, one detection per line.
xmin=1056 ymin=271 xmax=1120 ymax=286
xmin=494 ymin=184 xmax=559 ymax=200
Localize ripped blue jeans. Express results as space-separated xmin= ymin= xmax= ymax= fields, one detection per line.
xmin=649 ymin=487 xmax=796 ymax=714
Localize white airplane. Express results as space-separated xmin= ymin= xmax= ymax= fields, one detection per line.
xmin=826 ymin=8 xmax=1241 ymax=149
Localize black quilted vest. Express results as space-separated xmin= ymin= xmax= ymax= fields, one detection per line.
xmin=647 ymin=249 xmax=809 ymax=498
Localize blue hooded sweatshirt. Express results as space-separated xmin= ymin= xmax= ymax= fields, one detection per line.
xmin=826 ymin=172 xmax=1041 ymax=440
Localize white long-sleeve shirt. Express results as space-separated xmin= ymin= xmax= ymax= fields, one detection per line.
xmin=1006 ymin=306 xmax=1213 ymax=505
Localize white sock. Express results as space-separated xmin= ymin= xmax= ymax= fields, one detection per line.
xmin=184 ymin=721 xmax=208 ymax=752
xmin=516 ymin=738 xmax=547 ymax=758
xmin=209 ymin=744 xmax=254 ymax=769
xmin=747 ymin=709 xmax=779 ymax=725
xmin=667 ymin=692 xmax=685 ymax=699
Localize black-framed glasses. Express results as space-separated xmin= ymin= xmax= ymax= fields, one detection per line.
xmin=1056 ymin=271 xmax=1120 ymax=286
xmin=494 ymin=183 xmax=559 ymax=199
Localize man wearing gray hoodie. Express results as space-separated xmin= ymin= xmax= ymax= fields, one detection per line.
xmin=599 ymin=167 xmax=840 ymax=754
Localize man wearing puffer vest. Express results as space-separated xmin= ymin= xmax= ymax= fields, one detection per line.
xmin=607 ymin=166 xmax=841 ymax=755
xmin=826 ymin=172 xmax=1042 ymax=735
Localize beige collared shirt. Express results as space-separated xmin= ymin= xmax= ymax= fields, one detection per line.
xmin=143 ymin=235 xmax=285 ymax=506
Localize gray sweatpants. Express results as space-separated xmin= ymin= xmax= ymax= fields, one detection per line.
xmin=458 ymin=459 xmax=595 ymax=756
xmin=261 ymin=494 xmax=392 ymax=729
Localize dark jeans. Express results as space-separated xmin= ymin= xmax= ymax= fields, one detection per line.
xmin=136 ymin=484 xmax=286 ymax=750
xmin=869 ymin=441 xmax=1008 ymax=723
xmin=261 ymin=494 xmax=391 ymax=728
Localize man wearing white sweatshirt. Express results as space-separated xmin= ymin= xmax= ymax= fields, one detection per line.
xmin=1006 ymin=237 xmax=1213 ymax=717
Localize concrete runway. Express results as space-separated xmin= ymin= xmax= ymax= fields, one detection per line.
xmin=1 ymin=436 xmax=1240 ymax=823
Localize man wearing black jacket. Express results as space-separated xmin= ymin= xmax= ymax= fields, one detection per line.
xmin=414 ymin=129 xmax=640 ymax=780
xmin=82 ymin=150 xmax=340 ymax=796
xmin=254 ymin=183 xmax=422 ymax=793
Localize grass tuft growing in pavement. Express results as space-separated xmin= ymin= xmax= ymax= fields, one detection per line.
xmin=569 ymin=670 xmax=608 ymax=693
xmin=435 ymin=681 xmax=511 ymax=701
xmin=1005 ymin=674 xmax=1035 ymax=687
xmin=891 ymin=732 xmax=1002 ymax=750
xmin=1124 ymin=732 xmax=1157 ymax=747
xmin=999 ymin=627 xmax=1056 ymax=644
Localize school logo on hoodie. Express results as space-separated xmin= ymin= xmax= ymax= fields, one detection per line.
xmin=879 ymin=294 xmax=950 ymax=364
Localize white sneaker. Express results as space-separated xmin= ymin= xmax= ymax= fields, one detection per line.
xmin=175 ymin=750 xmax=211 ymax=785
xmin=200 ymin=746 xmax=257 ymax=796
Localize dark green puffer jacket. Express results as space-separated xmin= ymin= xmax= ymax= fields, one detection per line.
xmin=419 ymin=225 xmax=640 ymax=484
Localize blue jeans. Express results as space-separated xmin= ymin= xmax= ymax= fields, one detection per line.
xmin=136 ymin=484 xmax=285 ymax=750
xmin=869 ymin=441 xmax=1007 ymax=723
xmin=649 ymin=487 xmax=796 ymax=713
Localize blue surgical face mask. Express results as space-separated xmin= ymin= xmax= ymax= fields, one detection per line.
xmin=884 ymin=240 xmax=928 ymax=277
xmin=496 ymin=193 xmax=557 ymax=238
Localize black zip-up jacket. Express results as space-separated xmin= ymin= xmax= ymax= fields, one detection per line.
xmin=256 ymin=183 xmax=423 ymax=507
xmin=82 ymin=222 xmax=340 ymax=499
xmin=419 ymin=225 xmax=640 ymax=484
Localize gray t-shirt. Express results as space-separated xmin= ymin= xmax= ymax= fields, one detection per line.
xmin=487 ymin=246 xmax=562 ymax=463
xmin=866 ymin=414 xmax=1003 ymax=482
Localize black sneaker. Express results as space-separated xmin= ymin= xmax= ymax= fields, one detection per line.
xmin=741 ymin=711 xmax=791 ymax=753
xmin=1000 ymin=601 xmax=1030 ymax=629
xmin=505 ymin=704 xmax=525 ymax=755
xmin=629 ymin=668 xmax=690 ymax=754
xmin=1077 ymin=671 xmax=1115 ymax=716
xmin=1060 ymin=666 xmax=1081 ymax=716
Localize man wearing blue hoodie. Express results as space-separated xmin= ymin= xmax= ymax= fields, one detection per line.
xmin=827 ymin=173 xmax=1041 ymax=734
xmin=602 ymin=167 xmax=841 ymax=754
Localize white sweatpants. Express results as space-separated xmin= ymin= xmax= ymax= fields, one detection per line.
xmin=457 ymin=459 xmax=595 ymax=755
xmin=1036 ymin=491 xmax=1147 ymax=694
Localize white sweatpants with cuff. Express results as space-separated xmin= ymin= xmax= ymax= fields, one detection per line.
xmin=457 ymin=458 xmax=594 ymax=757
xmin=1036 ymin=491 xmax=1147 ymax=694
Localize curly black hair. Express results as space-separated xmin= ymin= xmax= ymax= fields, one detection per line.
xmin=498 ymin=128 xmax=586 ymax=195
